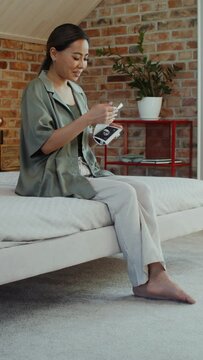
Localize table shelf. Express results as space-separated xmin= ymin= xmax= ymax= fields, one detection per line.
xmin=104 ymin=119 xmax=193 ymax=177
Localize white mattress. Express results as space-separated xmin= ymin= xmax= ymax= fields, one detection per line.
xmin=0 ymin=172 xmax=112 ymax=245
xmin=1 ymin=172 xmax=203 ymax=247
xmin=135 ymin=176 xmax=203 ymax=215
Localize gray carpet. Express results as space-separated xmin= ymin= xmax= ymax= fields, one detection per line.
xmin=0 ymin=231 xmax=203 ymax=360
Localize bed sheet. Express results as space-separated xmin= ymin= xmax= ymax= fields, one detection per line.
xmin=1 ymin=172 xmax=203 ymax=245
xmin=131 ymin=175 xmax=203 ymax=215
xmin=0 ymin=172 xmax=112 ymax=243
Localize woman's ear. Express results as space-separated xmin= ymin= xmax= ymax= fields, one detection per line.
xmin=50 ymin=47 xmax=57 ymax=61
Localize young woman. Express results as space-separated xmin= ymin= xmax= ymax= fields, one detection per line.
xmin=16 ymin=23 xmax=195 ymax=304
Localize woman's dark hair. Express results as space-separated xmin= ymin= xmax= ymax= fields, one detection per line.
xmin=39 ymin=23 xmax=89 ymax=72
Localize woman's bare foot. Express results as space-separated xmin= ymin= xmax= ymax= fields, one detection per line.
xmin=133 ymin=270 xmax=195 ymax=304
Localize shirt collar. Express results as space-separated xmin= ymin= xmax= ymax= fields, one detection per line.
xmin=38 ymin=70 xmax=84 ymax=95
xmin=38 ymin=70 xmax=87 ymax=115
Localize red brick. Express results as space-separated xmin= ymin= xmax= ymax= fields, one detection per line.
xmin=24 ymin=73 xmax=37 ymax=81
xmin=126 ymin=4 xmax=139 ymax=13
xmin=170 ymin=8 xmax=197 ymax=18
xmin=193 ymin=50 xmax=197 ymax=59
xmin=176 ymin=71 xmax=194 ymax=79
xmin=30 ymin=63 xmax=41 ymax=72
xmin=101 ymin=26 xmax=127 ymax=36
xmin=182 ymin=98 xmax=197 ymax=106
xmin=166 ymin=96 xmax=182 ymax=107
xmin=172 ymin=30 xmax=194 ymax=39
xmin=145 ymin=32 xmax=170 ymax=42
xmin=151 ymin=53 xmax=177 ymax=61
xmin=160 ymin=108 xmax=174 ymax=118
xmin=91 ymin=18 xmax=112 ymax=28
xmin=9 ymin=62 xmax=29 ymax=71
xmin=86 ymin=91 xmax=106 ymax=101
xmin=98 ymin=7 xmax=112 ymax=16
xmin=78 ymin=21 xmax=87 ymax=29
xmin=168 ymin=0 xmax=182 ymax=8
xmin=90 ymin=37 xmax=115 ymax=47
xmin=114 ymin=15 xmax=140 ymax=25
xmin=23 ymin=42 xmax=45 ymax=52
xmin=38 ymin=54 xmax=45 ymax=62
xmin=85 ymin=29 xmax=101 ymax=37
xmin=115 ymin=35 xmax=139 ymax=45
xmin=0 ymin=109 xmax=18 ymax=118
xmin=174 ymin=106 xmax=197 ymax=117
xmin=139 ymin=4 xmax=152 ymax=12
xmin=85 ymin=68 xmax=102 ymax=76
xmin=1 ymin=39 xmax=23 ymax=49
xmin=2 ymin=70 xmax=24 ymax=80
xmin=157 ymin=42 xmax=184 ymax=51
xmin=142 ymin=44 xmax=156 ymax=53
xmin=82 ymin=84 xmax=97 ymax=91
xmin=188 ymin=61 xmax=197 ymax=70
xmin=182 ymin=79 xmax=197 ymax=87
xmin=0 ymin=80 xmax=9 ymax=88
xmin=186 ymin=41 xmax=197 ymax=49
xmin=0 ymin=90 xmax=18 ymax=98
xmin=11 ymin=81 xmax=27 ymax=89
xmin=0 ymin=61 xmax=7 ymax=69
xmin=142 ymin=12 xmax=168 ymax=21
xmin=0 ymin=99 xmax=13 ymax=107
xmin=17 ymin=52 xmax=37 ymax=61
xmin=112 ymin=6 xmax=126 ymax=15
xmin=158 ymin=19 xmax=196 ymax=30
xmin=100 ymin=83 xmax=124 ymax=90
xmin=106 ymin=90 xmax=132 ymax=100
xmin=183 ymin=0 xmax=196 ymax=5
xmin=107 ymin=75 xmax=130 ymax=83
xmin=102 ymin=0 xmax=131 ymax=4
xmin=0 ymin=50 xmax=16 ymax=59
xmin=178 ymin=51 xmax=193 ymax=60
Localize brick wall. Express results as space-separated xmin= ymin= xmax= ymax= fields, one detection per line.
xmin=79 ymin=0 xmax=197 ymax=176
xmin=0 ymin=39 xmax=45 ymax=169
xmin=0 ymin=39 xmax=44 ymax=170
xmin=0 ymin=0 xmax=198 ymax=176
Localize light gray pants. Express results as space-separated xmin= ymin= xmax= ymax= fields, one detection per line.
xmin=88 ymin=176 xmax=165 ymax=287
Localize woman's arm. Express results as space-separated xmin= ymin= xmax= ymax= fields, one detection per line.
xmin=41 ymin=103 xmax=118 ymax=154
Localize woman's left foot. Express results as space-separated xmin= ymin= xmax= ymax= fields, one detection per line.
xmin=133 ymin=271 xmax=195 ymax=304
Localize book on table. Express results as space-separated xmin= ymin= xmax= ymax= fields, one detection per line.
xmin=141 ymin=158 xmax=182 ymax=164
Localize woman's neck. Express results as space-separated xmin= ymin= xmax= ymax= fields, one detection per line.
xmin=46 ymin=68 xmax=75 ymax=105
xmin=47 ymin=67 xmax=68 ymax=87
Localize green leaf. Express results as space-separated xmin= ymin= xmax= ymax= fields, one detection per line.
xmin=96 ymin=28 xmax=182 ymax=99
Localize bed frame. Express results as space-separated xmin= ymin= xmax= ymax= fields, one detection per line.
xmin=1 ymin=205 xmax=203 ymax=286
xmin=0 ymin=173 xmax=203 ymax=285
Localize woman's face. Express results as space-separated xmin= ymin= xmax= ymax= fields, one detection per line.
xmin=50 ymin=39 xmax=89 ymax=81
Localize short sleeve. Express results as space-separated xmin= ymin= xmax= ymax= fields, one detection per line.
xmin=21 ymin=79 xmax=55 ymax=157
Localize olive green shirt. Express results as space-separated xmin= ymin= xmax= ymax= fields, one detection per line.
xmin=15 ymin=71 xmax=112 ymax=199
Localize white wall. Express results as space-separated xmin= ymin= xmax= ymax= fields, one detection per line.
xmin=198 ymin=0 xmax=203 ymax=179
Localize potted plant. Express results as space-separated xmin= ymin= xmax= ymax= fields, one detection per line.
xmin=96 ymin=28 xmax=181 ymax=120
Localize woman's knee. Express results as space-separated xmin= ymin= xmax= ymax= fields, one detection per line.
xmin=126 ymin=178 xmax=152 ymax=198
xmin=90 ymin=177 xmax=137 ymax=202
xmin=112 ymin=181 xmax=137 ymax=199
xmin=115 ymin=176 xmax=152 ymax=198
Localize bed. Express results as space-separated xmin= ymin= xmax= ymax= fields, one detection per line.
xmin=1 ymin=171 xmax=203 ymax=286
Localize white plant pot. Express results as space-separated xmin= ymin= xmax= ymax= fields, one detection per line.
xmin=137 ymin=97 xmax=162 ymax=120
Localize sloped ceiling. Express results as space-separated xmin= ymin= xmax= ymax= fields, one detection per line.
xmin=0 ymin=0 xmax=101 ymax=43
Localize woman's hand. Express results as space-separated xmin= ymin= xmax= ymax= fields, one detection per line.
xmin=85 ymin=103 xmax=118 ymax=126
